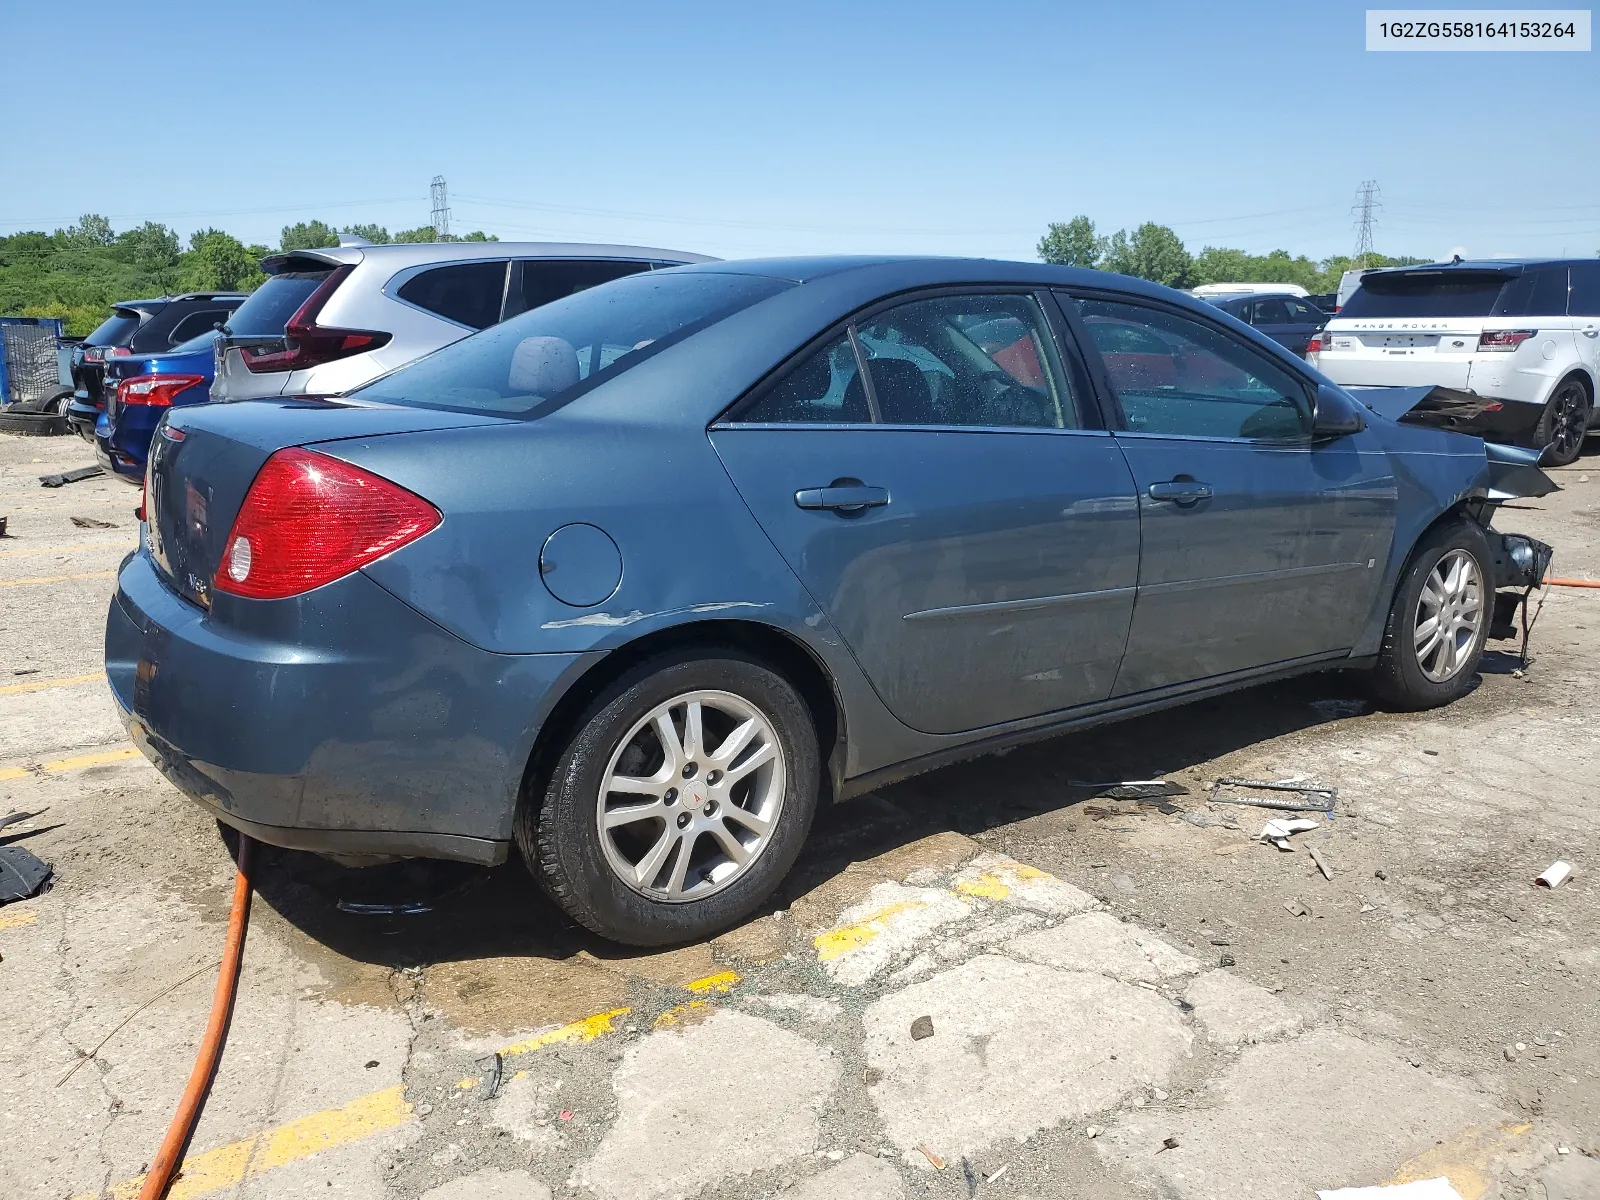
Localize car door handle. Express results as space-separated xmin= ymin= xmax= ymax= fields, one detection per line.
xmin=794 ymin=485 xmax=889 ymax=512
xmin=1148 ymin=480 xmax=1214 ymax=502
xmin=1582 ymin=327 xmax=1599 ymax=338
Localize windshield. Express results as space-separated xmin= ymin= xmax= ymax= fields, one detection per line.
xmin=86 ymin=310 xmax=143 ymax=347
xmin=224 ymin=269 xmax=333 ymax=337
xmin=355 ymin=271 xmax=793 ymax=417
xmin=1340 ymin=271 xmax=1515 ymax=319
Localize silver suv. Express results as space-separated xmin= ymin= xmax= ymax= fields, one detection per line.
xmin=212 ymin=241 xmax=715 ymax=402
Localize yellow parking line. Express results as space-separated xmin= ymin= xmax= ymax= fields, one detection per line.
xmin=79 ymin=1085 xmax=413 ymax=1200
xmin=813 ymin=900 xmax=924 ymax=962
xmin=44 ymin=747 xmax=142 ymax=772
xmin=0 ymin=570 xmax=116 ymax=588
xmin=0 ymin=745 xmax=142 ymax=782
xmin=0 ymin=909 xmax=39 ymax=932
xmin=0 ymin=671 xmax=106 ymax=696
xmin=496 ymin=1005 xmax=631 ymax=1058
xmin=80 ymin=975 xmax=742 ymax=1198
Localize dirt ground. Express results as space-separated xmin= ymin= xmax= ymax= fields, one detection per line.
xmin=1 ymin=430 xmax=1596 ymax=1200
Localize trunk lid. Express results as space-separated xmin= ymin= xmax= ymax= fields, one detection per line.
xmin=145 ymin=398 xmax=507 ymax=609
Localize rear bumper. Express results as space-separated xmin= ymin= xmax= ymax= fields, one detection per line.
xmin=67 ymin=395 xmax=100 ymax=440
xmin=106 ymin=551 xmax=600 ymax=864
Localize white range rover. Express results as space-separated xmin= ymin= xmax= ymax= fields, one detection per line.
xmin=1312 ymin=258 xmax=1599 ymax=465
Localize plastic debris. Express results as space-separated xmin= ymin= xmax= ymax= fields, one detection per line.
xmin=475 ymin=1052 xmax=503 ymax=1101
xmin=1284 ymin=899 xmax=1311 ymax=918
xmin=1260 ymin=818 xmax=1320 ymax=850
xmin=910 ymin=1015 xmax=935 ymax=1040
xmin=1535 ymin=861 xmax=1573 ymax=889
xmin=1317 ymin=1178 xmax=1465 ymax=1200
xmin=985 ymin=1164 xmax=1009 ymax=1183
xmin=1308 ymin=846 xmax=1335 ymax=881
xmin=39 ymin=465 xmax=104 ymax=488
xmin=1158 ymin=1135 xmax=1180 ymax=1152
xmin=0 ymin=846 xmax=53 ymax=904
xmin=916 ymin=1144 xmax=946 ymax=1169
xmin=70 ymin=515 xmax=116 ymax=529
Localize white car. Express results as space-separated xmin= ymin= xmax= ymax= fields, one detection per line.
xmin=212 ymin=240 xmax=714 ymax=403
xmin=1311 ymin=258 xmax=1600 ymax=465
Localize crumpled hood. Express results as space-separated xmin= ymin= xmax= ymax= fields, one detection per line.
xmin=1481 ymin=441 xmax=1558 ymax=500
xmin=1348 ymin=385 xmax=1436 ymax=423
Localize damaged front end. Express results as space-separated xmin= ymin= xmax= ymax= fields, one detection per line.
xmin=1352 ymin=385 xmax=1559 ymax=647
xmin=1460 ymin=444 xmax=1554 ymax=644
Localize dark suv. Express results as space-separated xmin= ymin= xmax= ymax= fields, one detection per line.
xmin=66 ymin=293 xmax=247 ymax=440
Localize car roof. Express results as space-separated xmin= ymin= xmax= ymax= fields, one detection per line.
xmin=1365 ymin=257 xmax=1591 ymax=277
xmin=261 ymin=241 xmax=717 ymax=275
xmin=659 ymin=255 xmax=1225 ymax=303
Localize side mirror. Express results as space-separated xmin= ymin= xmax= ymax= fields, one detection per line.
xmin=1312 ymin=384 xmax=1366 ymax=439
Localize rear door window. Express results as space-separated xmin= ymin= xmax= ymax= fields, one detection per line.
xmin=164 ymin=309 xmax=230 ymax=346
xmin=226 ymin=270 xmax=334 ymax=337
xmin=1570 ymin=262 xmax=1600 ymax=317
xmin=503 ymin=259 xmax=653 ymax=320
xmin=1247 ymin=297 xmax=1290 ymax=325
xmin=396 ymin=261 xmax=510 ymax=330
xmin=737 ymin=334 xmax=867 ymax=424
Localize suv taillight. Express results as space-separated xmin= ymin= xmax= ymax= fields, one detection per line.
xmin=116 ymin=374 xmax=206 ymax=407
xmin=214 ymin=448 xmax=440 ymax=600
xmin=1478 ymin=329 xmax=1537 ymax=352
xmin=238 ymin=265 xmax=391 ymax=375
xmin=1306 ymin=332 xmax=1324 ymax=356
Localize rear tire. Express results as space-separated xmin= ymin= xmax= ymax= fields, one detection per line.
xmin=1531 ymin=377 xmax=1591 ymax=467
xmin=1368 ymin=519 xmax=1492 ymax=711
xmin=517 ymin=650 xmax=820 ymax=946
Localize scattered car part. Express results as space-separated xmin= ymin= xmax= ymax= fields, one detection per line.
xmin=0 ymin=809 xmax=45 ymax=832
xmin=0 ymin=846 xmax=53 ymax=903
xmin=0 ymin=409 xmax=68 ymax=435
xmin=1259 ymin=818 xmax=1320 ymax=850
xmin=1209 ymin=778 xmax=1338 ymax=814
xmin=39 ymin=465 xmax=103 ymax=488
xmin=1535 ymin=861 xmax=1573 ymax=889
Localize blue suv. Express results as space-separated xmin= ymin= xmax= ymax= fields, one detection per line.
xmin=96 ymin=332 xmax=217 ymax=483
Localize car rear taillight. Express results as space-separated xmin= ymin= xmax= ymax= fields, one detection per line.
xmin=214 ymin=448 xmax=440 ymax=600
xmin=1478 ymin=329 xmax=1537 ymax=352
xmin=116 ymin=374 xmax=206 ymax=407
xmin=106 ymin=347 xmax=132 ymax=358
xmin=1306 ymin=332 xmax=1324 ymax=355
xmin=238 ymin=265 xmax=391 ymax=375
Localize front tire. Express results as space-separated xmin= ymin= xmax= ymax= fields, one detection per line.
xmin=1531 ymin=377 xmax=1591 ymax=467
xmin=518 ymin=650 xmax=820 ymax=945
xmin=1368 ymin=519 xmax=1492 ymax=711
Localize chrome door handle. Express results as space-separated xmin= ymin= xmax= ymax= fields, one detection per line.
xmin=794 ymin=484 xmax=889 ymax=513
xmin=1148 ymin=480 xmax=1213 ymax=503
xmin=1582 ymin=328 xmax=1599 ymax=338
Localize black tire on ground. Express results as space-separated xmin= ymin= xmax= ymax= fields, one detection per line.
xmin=0 ymin=410 xmax=69 ymax=436
xmin=1530 ymin=376 xmax=1591 ymax=467
xmin=1368 ymin=518 xmax=1493 ymax=712
xmin=51 ymin=390 xmax=74 ymax=417
xmin=518 ymin=650 xmax=821 ymax=946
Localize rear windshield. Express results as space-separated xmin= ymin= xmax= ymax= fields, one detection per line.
xmin=224 ymin=269 xmax=333 ymax=337
xmin=1339 ymin=271 xmax=1515 ymax=319
xmin=85 ymin=310 xmax=143 ymax=347
xmin=355 ymin=271 xmax=793 ymax=418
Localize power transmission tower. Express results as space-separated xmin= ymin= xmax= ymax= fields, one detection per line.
xmin=430 ymin=175 xmax=451 ymax=240
xmin=1351 ymin=180 xmax=1380 ymax=269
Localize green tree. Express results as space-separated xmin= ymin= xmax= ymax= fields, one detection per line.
xmin=391 ymin=226 xmax=498 ymax=243
xmin=64 ymin=214 xmax=115 ymax=248
xmin=1118 ymin=223 xmax=1191 ymax=288
xmin=340 ymin=223 xmax=391 ymax=244
xmin=183 ymin=229 xmax=262 ymax=292
xmin=1037 ymin=216 xmax=1101 ymax=268
xmin=117 ymin=222 xmax=183 ymax=290
xmin=455 ymin=230 xmax=498 ymax=242
xmin=280 ymin=220 xmax=340 ymax=252
xmin=393 ymin=226 xmax=439 ymax=243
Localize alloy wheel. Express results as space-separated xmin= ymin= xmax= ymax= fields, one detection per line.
xmin=1413 ymin=549 xmax=1484 ymax=683
xmin=1549 ymin=384 xmax=1588 ymax=462
xmin=596 ymin=689 xmax=786 ymax=903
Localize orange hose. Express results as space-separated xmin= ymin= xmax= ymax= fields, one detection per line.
xmin=1546 ymin=577 xmax=1600 ymax=588
xmin=137 ymin=836 xmax=254 ymax=1200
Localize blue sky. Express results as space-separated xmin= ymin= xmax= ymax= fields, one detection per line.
xmin=2 ymin=0 xmax=1596 ymax=263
